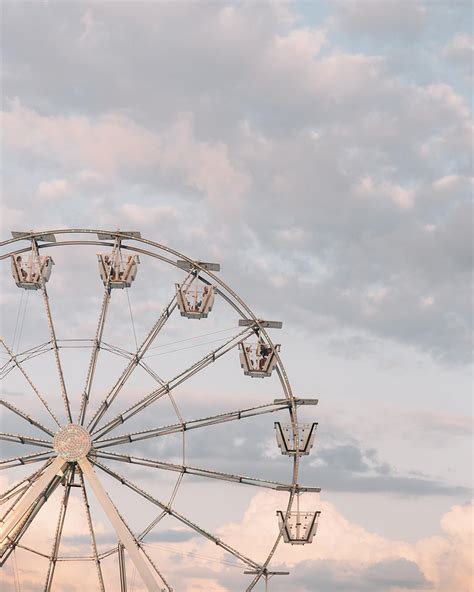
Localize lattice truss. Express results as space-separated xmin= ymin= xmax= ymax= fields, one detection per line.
xmin=0 ymin=230 xmax=321 ymax=591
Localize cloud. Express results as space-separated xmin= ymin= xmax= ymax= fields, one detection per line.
xmin=335 ymin=0 xmax=427 ymax=40
xmin=2 ymin=102 xmax=250 ymax=208
xmin=269 ymin=558 xmax=431 ymax=591
xmin=442 ymin=33 xmax=473 ymax=77
xmin=311 ymin=443 xmax=470 ymax=496
xmin=37 ymin=178 xmax=69 ymax=200
xmin=218 ymin=494 xmax=473 ymax=592
xmin=0 ymin=4 xmax=471 ymax=592
xmin=1 ymin=0 xmax=472 ymax=364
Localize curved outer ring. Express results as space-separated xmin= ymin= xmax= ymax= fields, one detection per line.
xmin=0 ymin=228 xmax=301 ymax=590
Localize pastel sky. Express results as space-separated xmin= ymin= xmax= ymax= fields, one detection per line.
xmin=0 ymin=1 xmax=472 ymax=591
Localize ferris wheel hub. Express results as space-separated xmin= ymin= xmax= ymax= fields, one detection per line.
xmin=53 ymin=424 xmax=92 ymax=461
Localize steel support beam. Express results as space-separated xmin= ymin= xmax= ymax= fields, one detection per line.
xmin=87 ymin=293 xmax=178 ymax=433
xmin=94 ymin=399 xmax=299 ymax=449
xmin=91 ymin=327 xmax=252 ymax=440
xmin=78 ymin=458 xmax=161 ymax=592
xmin=95 ymin=451 xmax=320 ymax=493
xmin=0 ymin=456 xmax=66 ymax=551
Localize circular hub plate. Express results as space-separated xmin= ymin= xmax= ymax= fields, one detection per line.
xmin=53 ymin=424 xmax=91 ymax=461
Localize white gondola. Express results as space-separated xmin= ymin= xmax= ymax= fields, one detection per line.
xmin=274 ymin=422 xmax=317 ymax=456
xmin=97 ymin=253 xmax=140 ymax=289
xmin=11 ymin=254 xmax=54 ymax=289
xmin=277 ymin=510 xmax=320 ymax=545
xmin=239 ymin=342 xmax=280 ymax=378
xmin=176 ymin=280 xmax=215 ymax=319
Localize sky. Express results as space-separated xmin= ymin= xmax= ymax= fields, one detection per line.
xmin=0 ymin=1 xmax=472 ymax=591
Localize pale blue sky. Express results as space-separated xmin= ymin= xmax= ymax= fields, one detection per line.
xmin=1 ymin=2 xmax=472 ymax=591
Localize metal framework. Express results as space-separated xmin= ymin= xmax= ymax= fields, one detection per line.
xmin=0 ymin=229 xmax=321 ymax=590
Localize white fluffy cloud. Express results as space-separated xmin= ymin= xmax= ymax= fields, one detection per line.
xmin=1 ymin=2 xmax=472 ymax=590
xmin=2 ymin=103 xmax=250 ymax=208
xmin=217 ymin=492 xmax=473 ymax=592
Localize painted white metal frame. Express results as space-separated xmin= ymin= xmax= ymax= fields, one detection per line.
xmin=0 ymin=229 xmax=321 ymax=591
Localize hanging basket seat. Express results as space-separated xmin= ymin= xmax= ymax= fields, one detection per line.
xmin=176 ymin=283 xmax=215 ymax=319
xmin=277 ymin=510 xmax=320 ymax=545
xmin=274 ymin=422 xmax=317 ymax=456
xmin=11 ymin=254 xmax=54 ymax=290
xmin=97 ymin=253 xmax=140 ymax=289
xmin=239 ymin=342 xmax=280 ymax=377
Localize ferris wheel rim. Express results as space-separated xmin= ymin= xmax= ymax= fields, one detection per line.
xmin=0 ymin=228 xmax=310 ymax=591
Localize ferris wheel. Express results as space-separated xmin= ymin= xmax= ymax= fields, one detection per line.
xmin=0 ymin=229 xmax=321 ymax=591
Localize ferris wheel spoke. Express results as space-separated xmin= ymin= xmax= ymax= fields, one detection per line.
xmin=39 ymin=291 xmax=73 ymax=423
xmin=78 ymin=237 xmax=123 ymax=427
xmin=0 ymin=456 xmax=66 ymax=561
xmin=86 ymin=292 xmax=179 ymax=433
xmin=0 ymin=341 xmax=54 ymax=381
xmin=1 ymin=459 xmax=52 ymax=499
xmin=1 ymin=460 xmax=54 ymax=528
xmin=93 ymin=460 xmax=262 ymax=571
xmin=94 ymin=399 xmax=297 ymax=449
xmin=0 ymin=399 xmax=55 ymax=437
xmin=140 ymin=543 xmax=173 ymax=592
xmin=0 ymin=471 xmax=64 ymax=568
xmin=77 ymin=471 xmax=106 ymax=592
xmin=43 ymin=467 xmax=74 ymax=591
xmin=77 ymin=289 xmax=112 ymax=426
xmin=0 ymin=450 xmax=54 ymax=469
xmin=0 ymin=433 xmax=53 ymax=449
xmin=91 ymin=327 xmax=253 ymax=440
xmin=29 ymin=238 xmax=73 ymax=423
xmin=78 ymin=457 xmax=167 ymax=592
xmin=0 ymin=339 xmax=61 ymax=428
xmin=95 ymin=451 xmax=320 ymax=493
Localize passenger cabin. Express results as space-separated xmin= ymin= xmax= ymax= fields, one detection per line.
xmin=274 ymin=422 xmax=317 ymax=456
xmin=97 ymin=253 xmax=139 ymax=289
xmin=11 ymin=254 xmax=54 ymax=289
xmin=239 ymin=342 xmax=280 ymax=378
xmin=277 ymin=510 xmax=320 ymax=545
xmin=176 ymin=280 xmax=215 ymax=319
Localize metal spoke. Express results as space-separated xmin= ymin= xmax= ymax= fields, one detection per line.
xmin=77 ymin=290 xmax=112 ymax=425
xmin=1 ymin=461 xmax=53 ymax=524
xmin=1 ymin=399 xmax=55 ymax=437
xmin=87 ymin=292 xmax=179 ymax=433
xmin=78 ymin=238 xmax=121 ymax=426
xmin=95 ymin=451 xmax=320 ymax=493
xmin=93 ymin=460 xmax=262 ymax=571
xmin=40 ymin=284 xmax=72 ymax=422
xmin=140 ymin=543 xmax=172 ymax=592
xmin=118 ymin=544 xmax=127 ymax=591
xmin=31 ymin=239 xmax=72 ymax=423
xmin=0 ymin=433 xmax=53 ymax=449
xmin=43 ymin=467 xmax=74 ymax=591
xmin=1 ymin=230 xmax=308 ymax=590
xmin=0 ymin=470 xmax=64 ymax=567
xmin=1 ymin=459 xmax=52 ymax=498
xmin=0 ymin=457 xmax=66 ymax=557
xmin=79 ymin=457 xmax=166 ymax=592
xmin=0 ymin=451 xmax=54 ymax=469
xmin=1 ymin=339 xmax=61 ymax=427
xmin=94 ymin=399 xmax=314 ymax=449
xmin=91 ymin=327 xmax=253 ymax=440
xmin=77 ymin=470 xmax=106 ymax=592
xmin=0 ymin=341 xmax=53 ymax=381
